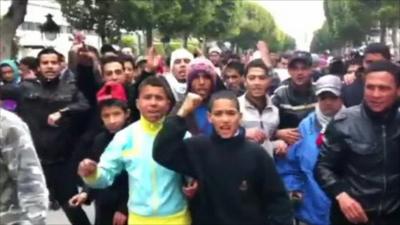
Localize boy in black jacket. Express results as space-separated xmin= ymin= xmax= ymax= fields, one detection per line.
xmin=154 ymin=90 xmax=293 ymax=225
xmin=69 ymin=82 xmax=129 ymax=225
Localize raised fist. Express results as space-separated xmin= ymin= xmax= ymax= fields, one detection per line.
xmin=177 ymin=93 xmax=203 ymax=117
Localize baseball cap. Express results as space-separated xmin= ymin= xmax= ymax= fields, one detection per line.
xmin=96 ymin=82 xmax=127 ymax=103
xmin=315 ymin=75 xmax=342 ymax=97
xmin=289 ymin=51 xmax=312 ymax=68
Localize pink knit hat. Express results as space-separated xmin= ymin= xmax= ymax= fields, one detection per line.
xmin=187 ymin=57 xmax=217 ymax=93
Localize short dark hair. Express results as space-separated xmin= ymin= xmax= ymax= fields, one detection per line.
xmin=280 ymin=53 xmax=291 ymax=61
xmin=20 ymin=57 xmax=38 ymax=70
xmin=120 ymin=55 xmax=135 ymax=68
xmin=365 ymin=60 xmax=400 ymax=86
xmin=364 ymin=43 xmax=391 ymax=60
xmin=37 ymin=48 xmax=61 ymax=64
xmin=100 ymin=56 xmax=124 ymax=72
xmin=329 ymin=57 xmax=346 ymax=76
xmin=225 ymin=61 xmax=244 ymax=77
xmin=100 ymin=44 xmax=118 ymax=55
xmin=346 ymin=58 xmax=363 ymax=67
xmin=98 ymin=99 xmax=129 ymax=112
xmin=207 ymin=90 xmax=240 ymax=112
xmin=244 ymin=59 xmax=270 ymax=77
xmin=138 ymin=76 xmax=176 ymax=110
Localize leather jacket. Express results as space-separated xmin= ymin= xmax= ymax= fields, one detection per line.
xmin=316 ymin=103 xmax=400 ymax=215
xmin=18 ymin=75 xmax=89 ymax=164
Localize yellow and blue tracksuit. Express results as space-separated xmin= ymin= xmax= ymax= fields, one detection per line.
xmin=84 ymin=117 xmax=190 ymax=225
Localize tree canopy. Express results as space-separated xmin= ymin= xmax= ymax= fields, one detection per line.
xmin=57 ymin=0 xmax=295 ymax=52
xmin=311 ymin=0 xmax=399 ymax=53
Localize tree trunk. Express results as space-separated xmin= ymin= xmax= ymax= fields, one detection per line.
xmin=135 ymin=32 xmax=142 ymax=55
xmin=183 ymin=33 xmax=189 ymax=48
xmin=380 ymin=21 xmax=387 ymax=44
xmin=202 ymin=36 xmax=207 ymax=53
xmin=0 ymin=0 xmax=28 ymax=60
xmin=146 ymin=27 xmax=153 ymax=48
xmin=392 ymin=23 xmax=399 ymax=60
xmin=100 ymin=34 xmax=107 ymax=44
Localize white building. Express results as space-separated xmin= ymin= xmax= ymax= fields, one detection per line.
xmin=0 ymin=0 xmax=102 ymax=59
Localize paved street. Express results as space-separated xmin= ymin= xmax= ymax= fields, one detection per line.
xmin=46 ymin=205 xmax=94 ymax=225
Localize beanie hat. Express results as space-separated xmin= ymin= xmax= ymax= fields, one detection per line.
xmin=96 ymin=82 xmax=127 ymax=103
xmin=187 ymin=57 xmax=217 ymax=92
xmin=170 ymin=48 xmax=194 ymax=69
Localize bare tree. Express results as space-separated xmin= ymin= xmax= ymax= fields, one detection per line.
xmin=0 ymin=0 xmax=28 ymax=60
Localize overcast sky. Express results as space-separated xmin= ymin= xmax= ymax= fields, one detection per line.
xmin=253 ymin=0 xmax=326 ymax=51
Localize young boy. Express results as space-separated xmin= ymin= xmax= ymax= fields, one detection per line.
xmin=69 ymin=82 xmax=130 ymax=225
xmin=153 ymin=90 xmax=293 ymax=225
xmin=78 ymin=77 xmax=190 ymax=225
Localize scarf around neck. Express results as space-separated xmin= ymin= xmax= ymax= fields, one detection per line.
xmin=315 ymin=104 xmax=346 ymax=131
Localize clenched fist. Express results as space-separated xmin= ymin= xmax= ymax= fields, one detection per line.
xmin=48 ymin=112 xmax=62 ymax=127
xmin=78 ymin=159 xmax=98 ymax=177
xmin=177 ymin=93 xmax=203 ymax=117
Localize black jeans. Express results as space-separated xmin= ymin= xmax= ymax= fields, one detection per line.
xmin=42 ymin=161 xmax=91 ymax=225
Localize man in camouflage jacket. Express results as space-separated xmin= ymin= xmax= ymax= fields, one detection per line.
xmin=0 ymin=108 xmax=48 ymax=225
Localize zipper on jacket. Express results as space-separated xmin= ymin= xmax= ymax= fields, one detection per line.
xmin=259 ymin=111 xmax=264 ymax=130
xmin=378 ymin=125 xmax=387 ymax=216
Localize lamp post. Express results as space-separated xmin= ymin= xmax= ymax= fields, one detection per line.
xmin=40 ymin=14 xmax=60 ymax=42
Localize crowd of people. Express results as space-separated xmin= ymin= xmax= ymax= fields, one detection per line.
xmin=0 ymin=39 xmax=399 ymax=225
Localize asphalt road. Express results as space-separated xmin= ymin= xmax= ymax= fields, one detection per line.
xmin=46 ymin=205 xmax=94 ymax=225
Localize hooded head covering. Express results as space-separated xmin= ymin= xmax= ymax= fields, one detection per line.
xmin=186 ymin=58 xmax=217 ymax=136
xmin=0 ymin=59 xmax=21 ymax=85
xmin=170 ymin=48 xmax=194 ymax=70
xmin=187 ymin=57 xmax=217 ymax=93
xmin=163 ymin=49 xmax=194 ymax=102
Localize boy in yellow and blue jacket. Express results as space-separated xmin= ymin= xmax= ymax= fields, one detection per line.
xmin=78 ymin=76 xmax=190 ymax=225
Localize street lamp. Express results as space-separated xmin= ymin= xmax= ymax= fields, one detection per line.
xmin=40 ymin=14 xmax=60 ymax=41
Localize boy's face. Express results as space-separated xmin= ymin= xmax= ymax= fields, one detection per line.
xmin=103 ymin=62 xmax=127 ymax=84
xmin=100 ymin=105 xmax=129 ymax=133
xmin=208 ymin=99 xmax=241 ymax=139
xmin=224 ymin=68 xmax=243 ymax=92
xmin=137 ymin=85 xmax=171 ymax=123
xmin=191 ymin=73 xmax=213 ymax=100
xmin=0 ymin=66 xmax=14 ymax=82
xmin=124 ymin=61 xmax=137 ymax=82
xmin=172 ymin=58 xmax=190 ymax=82
xmin=317 ymin=92 xmax=343 ymax=117
xmin=245 ymin=67 xmax=271 ymax=98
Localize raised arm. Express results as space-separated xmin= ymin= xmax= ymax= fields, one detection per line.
xmin=153 ymin=93 xmax=202 ymax=177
